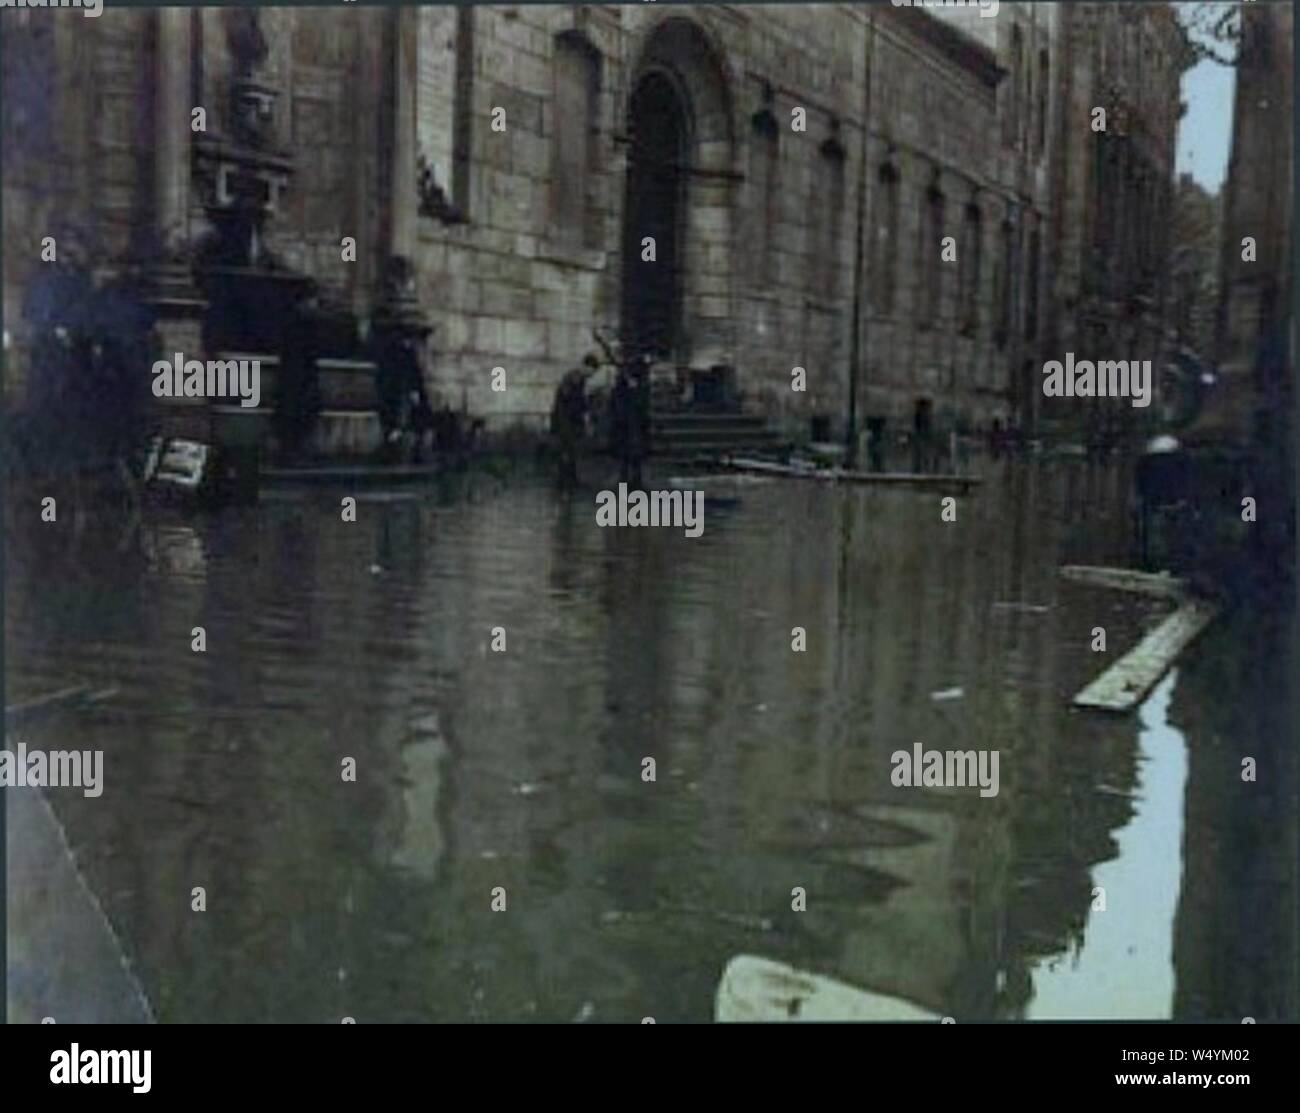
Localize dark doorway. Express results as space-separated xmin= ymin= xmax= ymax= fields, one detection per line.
xmin=622 ymin=72 xmax=688 ymax=361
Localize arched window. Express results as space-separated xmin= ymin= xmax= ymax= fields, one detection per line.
xmin=818 ymin=127 xmax=847 ymax=301
xmin=872 ymin=162 xmax=900 ymax=315
xmin=920 ymin=180 xmax=945 ymax=322
xmin=552 ymin=32 xmax=601 ymax=249
xmin=750 ymin=92 xmax=780 ymax=286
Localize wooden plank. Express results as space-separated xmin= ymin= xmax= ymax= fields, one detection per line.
xmin=5 ymin=686 xmax=118 ymax=726
xmin=715 ymin=954 xmax=940 ymax=1022
xmin=1073 ymin=599 xmax=1218 ymax=712
xmin=1060 ymin=565 xmax=1187 ymax=599
xmin=722 ymin=456 xmax=980 ymax=489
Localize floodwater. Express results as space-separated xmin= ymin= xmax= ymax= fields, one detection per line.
xmin=5 ymin=457 xmax=1295 ymax=1022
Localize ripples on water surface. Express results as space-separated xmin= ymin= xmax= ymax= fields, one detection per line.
xmin=6 ymin=460 xmax=1294 ymax=1021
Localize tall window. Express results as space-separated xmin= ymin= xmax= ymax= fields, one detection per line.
xmin=421 ymin=8 xmax=473 ymax=219
xmin=921 ymin=183 xmax=945 ymax=322
xmin=451 ymin=7 xmax=475 ymax=217
xmin=1090 ymin=134 xmax=1123 ymax=299
xmin=1004 ymin=26 xmax=1023 ymax=149
xmin=959 ymin=201 xmax=982 ymax=335
xmin=995 ymin=216 xmax=1014 ymax=346
xmin=1036 ymin=49 xmax=1049 ymax=157
xmin=1025 ymin=221 xmax=1041 ymax=340
xmin=751 ymin=102 xmax=780 ymax=285
xmin=818 ymin=130 xmax=846 ymax=301
xmin=552 ymin=32 xmax=601 ymax=249
xmin=872 ymin=162 xmax=900 ymax=315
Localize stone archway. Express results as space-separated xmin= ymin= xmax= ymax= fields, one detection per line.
xmin=620 ymin=17 xmax=736 ymax=369
xmin=621 ymin=71 xmax=689 ymax=360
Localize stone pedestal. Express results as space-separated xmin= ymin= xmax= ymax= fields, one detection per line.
xmin=148 ymin=309 xmax=211 ymax=443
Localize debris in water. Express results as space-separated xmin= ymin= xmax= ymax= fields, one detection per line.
xmin=930 ymin=687 xmax=965 ymax=701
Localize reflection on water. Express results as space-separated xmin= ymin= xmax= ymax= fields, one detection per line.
xmin=1027 ymin=670 xmax=1186 ymax=1019
xmin=5 ymin=459 xmax=1294 ymax=1021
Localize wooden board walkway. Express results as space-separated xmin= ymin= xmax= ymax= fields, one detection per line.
xmin=1060 ymin=565 xmax=1187 ymax=599
xmin=721 ymin=456 xmax=981 ymax=491
xmin=1073 ymin=598 xmax=1219 ymax=712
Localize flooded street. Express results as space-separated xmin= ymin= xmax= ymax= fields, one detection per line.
xmin=6 ymin=458 xmax=1295 ymax=1022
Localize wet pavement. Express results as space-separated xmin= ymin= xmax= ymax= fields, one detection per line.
xmin=5 ymin=457 xmax=1295 ymax=1022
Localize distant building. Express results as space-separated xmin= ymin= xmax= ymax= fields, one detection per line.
xmin=1170 ymin=173 xmax=1220 ymax=361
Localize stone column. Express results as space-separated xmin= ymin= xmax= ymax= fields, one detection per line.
xmin=377 ymin=6 xmax=424 ymax=329
xmin=148 ymin=8 xmax=207 ymax=438
xmin=390 ymin=7 xmax=418 ymax=268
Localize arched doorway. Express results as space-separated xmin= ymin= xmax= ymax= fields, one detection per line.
xmin=621 ymin=71 xmax=689 ymax=361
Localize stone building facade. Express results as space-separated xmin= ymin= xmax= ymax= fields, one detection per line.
xmin=1213 ymin=0 xmax=1293 ymax=581
xmin=1042 ymin=2 xmax=1190 ymax=445
xmin=1 ymin=4 xmax=1189 ymax=453
xmin=1216 ymin=0 xmax=1293 ymax=436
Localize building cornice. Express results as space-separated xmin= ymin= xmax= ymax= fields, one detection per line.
xmin=878 ymin=4 xmax=1006 ymax=90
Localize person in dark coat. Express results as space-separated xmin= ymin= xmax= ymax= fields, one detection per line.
xmin=403 ymin=328 xmax=436 ymax=462
xmin=375 ymin=325 xmax=434 ymax=462
xmin=610 ymin=355 xmax=651 ymax=488
xmin=276 ymin=291 xmax=322 ymax=463
xmin=551 ymin=353 xmax=597 ymax=487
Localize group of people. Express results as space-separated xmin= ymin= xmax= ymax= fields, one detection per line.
xmin=17 ymin=263 xmax=153 ymax=476
xmin=550 ymin=349 xmax=652 ymax=489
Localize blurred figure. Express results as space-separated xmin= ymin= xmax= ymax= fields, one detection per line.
xmin=551 ymin=352 xmax=597 ymax=487
xmin=610 ymin=354 xmax=651 ymax=488
xmin=276 ymin=288 xmax=322 ymax=463
xmin=376 ymin=326 xmax=430 ymax=462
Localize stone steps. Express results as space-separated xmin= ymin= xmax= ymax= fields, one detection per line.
xmin=650 ymin=410 xmax=785 ymax=461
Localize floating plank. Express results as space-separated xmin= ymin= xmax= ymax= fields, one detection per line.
xmin=1060 ymin=565 xmax=1187 ymax=599
xmin=715 ymin=954 xmax=940 ymax=1022
xmin=722 ymin=456 xmax=980 ymax=489
xmin=5 ymin=686 xmax=118 ymax=726
xmin=1073 ymin=599 xmax=1218 ymax=712
xmin=261 ymin=461 xmax=445 ymax=486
